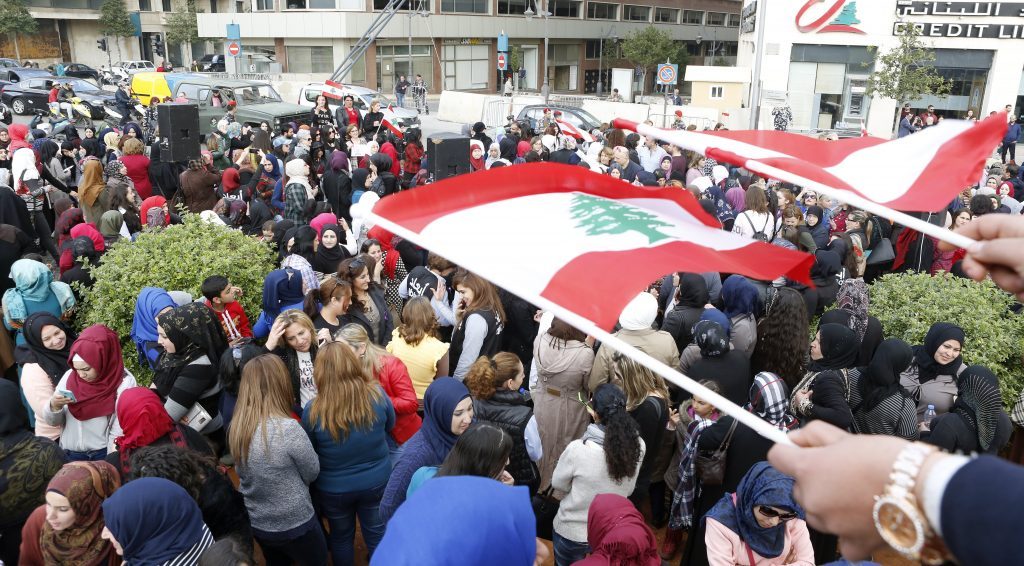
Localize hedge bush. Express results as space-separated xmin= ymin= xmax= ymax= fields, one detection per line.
xmin=79 ymin=213 xmax=277 ymax=383
xmin=869 ymin=272 xmax=1024 ymax=406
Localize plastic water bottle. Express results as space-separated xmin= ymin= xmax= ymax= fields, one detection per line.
xmin=919 ymin=404 xmax=937 ymax=431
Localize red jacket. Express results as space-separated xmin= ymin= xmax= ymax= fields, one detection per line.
xmin=204 ymin=299 xmax=253 ymax=340
xmin=377 ymin=355 xmax=421 ymax=443
xmin=380 ymin=142 xmax=401 ymax=176
xmin=119 ymin=154 xmax=153 ymax=200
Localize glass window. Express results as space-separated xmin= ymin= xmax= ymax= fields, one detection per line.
xmin=209 ymin=0 xmax=217 ymax=12
xmin=374 ymin=0 xmax=430 ymax=8
xmin=654 ymin=7 xmax=678 ymax=23
xmin=284 ymin=0 xmax=305 ymax=8
xmin=139 ymin=0 xmax=151 ymax=10
xmin=497 ymin=0 xmax=526 ymax=14
xmin=550 ymin=0 xmax=579 ymax=17
xmin=585 ymin=39 xmax=601 ymax=59
xmin=441 ymin=0 xmax=487 ymax=13
xmin=162 ymin=0 xmax=171 ymax=9
xmin=254 ymin=0 xmax=274 ymax=10
xmin=586 ymin=1 xmax=616 ymax=19
xmin=230 ymin=84 xmax=283 ymax=105
xmin=710 ymin=85 xmax=723 ymax=98
xmin=176 ymin=83 xmax=202 ymax=102
xmin=622 ymin=5 xmax=648 ymax=21
xmin=442 ymin=42 xmax=489 ymax=89
xmin=682 ymin=10 xmax=702 ymax=24
xmin=706 ymin=11 xmax=726 ymax=26
xmin=287 ymin=46 xmax=334 ymax=73
xmin=727 ymin=13 xmax=740 ymax=27
xmin=309 ymin=0 xmax=334 ymax=7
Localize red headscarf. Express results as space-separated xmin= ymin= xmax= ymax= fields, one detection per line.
xmin=140 ymin=196 xmax=170 ymax=225
xmin=69 ymin=222 xmax=105 ymax=253
xmin=469 ymin=140 xmax=485 ymax=172
xmin=66 ymin=325 xmax=125 ymax=421
xmin=221 ymin=168 xmax=241 ymax=193
xmin=517 ymin=140 xmax=530 ymax=158
xmin=576 ymin=494 xmax=660 ymax=566
xmin=367 ymin=225 xmax=400 ymax=280
xmin=115 ymin=387 xmax=174 ymax=450
xmin=56 ymin=208 xmax=85 ymax=249
xmin=7 ymin=123 xmax=32 ymax=152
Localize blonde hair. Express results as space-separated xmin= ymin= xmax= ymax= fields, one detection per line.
xmin=612 ymin=354 xmax=671 ymax=410
xmin=276 ymin=310 xmax=316 ymax=351
xmin=122 ymin=137 xmax=145 ymax=155
xmin=336 ymin=323 xmax=388 ymax=377
xmin=229 ymin=354 xmax=295 ymax=466
xmin=308 ymin=342 xmax=383 ymax=441
xmin=398 ymin=296 xmax=438 ymax=347
xmin=464 ymin=352 xmax=522 ymax=400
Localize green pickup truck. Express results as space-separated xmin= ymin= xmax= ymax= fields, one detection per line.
xmin=169 ymin=76 xmax=309 ymax=134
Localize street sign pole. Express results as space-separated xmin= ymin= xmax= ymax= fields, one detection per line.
xmin=656 ymin=61 xmax=677 ymax=128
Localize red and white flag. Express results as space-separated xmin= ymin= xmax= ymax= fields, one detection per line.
xmin=556 ymin=119 xmax=595 ymax=143
xmin=387 ymin=103 xmax=395 ymax=113
xmin=368 ymin=163 xmax=812 ymax=330
xmin=381 ymin=118 xmax=404 ymax=139
xmin=322 ymin=79 xmax=345 ymax=100
xmin=614 ymin=113 xmax=1007 ymax=212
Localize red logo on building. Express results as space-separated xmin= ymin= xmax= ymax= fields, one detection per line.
xmin=796 ymin=0 xmax=866 ymax=34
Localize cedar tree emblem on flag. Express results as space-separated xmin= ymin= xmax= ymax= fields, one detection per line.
xmin=570 ymin=194 xmax=671 ymax=244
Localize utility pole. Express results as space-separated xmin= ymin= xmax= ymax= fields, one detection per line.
xmin=748 ymin=0 xmax=768 ymax=130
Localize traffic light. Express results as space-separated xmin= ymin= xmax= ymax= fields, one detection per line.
xmin=97 ymin=38 xmax=107 ymax=52
xmin=153 ymin=35 xmax=165 ymax=57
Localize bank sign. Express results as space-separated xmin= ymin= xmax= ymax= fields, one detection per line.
xmin=795 ymin=0 xmax=1024 ymax=38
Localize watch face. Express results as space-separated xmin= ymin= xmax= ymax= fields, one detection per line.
xmin=873 ymin=498 xmax=924 ymax=554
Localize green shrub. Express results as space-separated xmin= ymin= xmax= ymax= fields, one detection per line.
xmin=869 ymin=272 xmax=1024 ymax=406
xmin=79 ymin=213 xmax=277 ymax=383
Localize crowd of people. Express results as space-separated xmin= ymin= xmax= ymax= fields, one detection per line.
xmin=0 ymin=91 xmax=1023 ymax=566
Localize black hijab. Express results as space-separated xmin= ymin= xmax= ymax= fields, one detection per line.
xmin=858 ymin=338 xmax=913 ymax=412
xmin=14 ymin=312 xmax=76 ymax=387
xmin=677 ymin=273 xmax=709 ymax=309
xmin=694 ymin=319 xmax=729 ymax=358
xmin=952 ymin=365 xmax=1003 ymax=451
xmin=351 ymin=168 xmax=370 ymax=194
xmin=810 ymin=249 xmax=842 ymax=282
xmin=245 ymin=199 xmax=274 ymax=236
xmin=313 ymin=224 xmax=350 ymax=274
xmin=808 ymin=323 xmax=859 ymax=373
xmin=271 ymin=220 xmax=296 ymax=252
xmin=912 ymin=322 xmax=965 ymax=383
xmin=156 ymin=302 xmax=229 ymax=370
xmin=279 ymin=226 xmax=299 ymax=261
xmin=0 ymin=379 xmax=30 ymax=437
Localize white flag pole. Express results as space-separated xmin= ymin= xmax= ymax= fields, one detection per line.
xmin=367 ymin=209 xmax=796 ymax=447
xmin=621 ymin=121 xmax=979 ymax=251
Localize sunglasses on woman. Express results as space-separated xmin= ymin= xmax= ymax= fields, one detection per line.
xmin=757 ymin=506 xmax=798 ymax=521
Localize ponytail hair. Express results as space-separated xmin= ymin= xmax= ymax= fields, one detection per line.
xmin=464 ymin=352 xmax=523 ymax=401
xmin=304 ymin=275 xmax=352 ymax=319
xmin=591 ymin=383 xmax=642 ymax=483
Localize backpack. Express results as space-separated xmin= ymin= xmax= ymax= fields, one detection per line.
xmin=744 ymin=212 xmax=774 ymax=242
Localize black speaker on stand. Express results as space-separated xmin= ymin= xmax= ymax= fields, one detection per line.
xmin=157 ymin=103 xmax=201 ymax=163
xmin=426 ymin=133 xmax=471 ymax=181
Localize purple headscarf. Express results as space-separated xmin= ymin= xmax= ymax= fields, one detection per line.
xmin=329 ymin=149 xmax=350 ymax=173
xmin=726 ymin=186 xmax=747 ymax=213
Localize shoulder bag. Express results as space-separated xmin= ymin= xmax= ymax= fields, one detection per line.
xmin=694 ymin=418 xmax=739 ymax=486
xmin=531 ymin=485 xmax=560 ymax=540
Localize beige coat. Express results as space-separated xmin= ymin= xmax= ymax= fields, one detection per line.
xmin=588 ymin=328 xmax=680 ymax=393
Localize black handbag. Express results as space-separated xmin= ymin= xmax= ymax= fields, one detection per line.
xmin=694 ymin=418 xmax=738 ymax=486
xmin=531 ymin=486 xmax=560 ymax=540
xmin=866 ymin=237 xmax=896 ymax=265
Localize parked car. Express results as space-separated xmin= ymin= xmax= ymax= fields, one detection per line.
xmin=0 ymin=59 xmax=21 ymax=69
xmin=0 ymin=102 xmax=11 ymax=125
xmin=46 ymin=63 xmax=101 ymax=83
xmin=515 ymin=104 xmax=602 ymax=136
xmin=1 ymin=76 xmax=113 ymax=118
xmin=116 ymin=60 xmax=157 ymax=77
xmin=296 ymin=83 xmax=420 ymax=130
xmin=0 ymin=67 xmax=50 ymax=84
xmin=199 ymin=53 xmax=277 ymax=74
xmin=169 ymin=76 xmax=310 ymax=134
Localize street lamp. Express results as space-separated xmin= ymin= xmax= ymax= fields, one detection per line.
xmin=524 ymin=0 xmax=550 ymax=103
xmin=407 ymin=0 xmax=430 ymax=106
xmin=596 ymin=26 xmax=615 ymax=97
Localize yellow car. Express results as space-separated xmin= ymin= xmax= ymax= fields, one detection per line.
xmin=131 ymin=72 xmax=196 ymax=105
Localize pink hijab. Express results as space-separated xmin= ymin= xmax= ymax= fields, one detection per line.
xmin=310 ymin=212 xmax=338 ymax=239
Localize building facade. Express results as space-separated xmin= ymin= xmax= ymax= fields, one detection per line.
xmin=739 ymin=0 xmax=1024 ymax=134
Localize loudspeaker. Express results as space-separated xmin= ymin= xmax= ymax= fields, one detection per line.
xmin=157 ymin=103 xmax=201 ymax=163
xmin=426 ymin=133 xmax=470 ymax=181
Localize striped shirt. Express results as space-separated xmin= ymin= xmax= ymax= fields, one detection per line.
xmin=848 ymin=368 xmax=920 ymax=441
xmin=162 ymin=525 xmax=214 ymax=566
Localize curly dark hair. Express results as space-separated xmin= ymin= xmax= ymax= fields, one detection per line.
xmin=591 ymin=384 xmax=642 ymax=483
xmin=751 ymin=287 xmax=809 ymax=389
xmin=128 ymin=444 xmax=216 ymax=501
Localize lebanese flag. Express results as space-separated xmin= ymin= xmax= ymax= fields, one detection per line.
xmin=367 ymin=163 xmax=812 ymax=330
xmin=556 ymin=119 xmax=594 ymax=143
xmin=322 ymin=79 xmax=345 ymax=100
xmin=387 ymin=103 xmax=395 ymax=112
xmin=381 ymin=118 xmax=404 ymax=139
xmin=614 ymin=112 xmax=1007 ymax=212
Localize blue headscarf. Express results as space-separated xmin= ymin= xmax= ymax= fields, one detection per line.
xmin=261 ymin=268 xmax=305 ymax=319
xmin=122 ymin=122 xmax=144 ymax=141
xmin=721 ymin=275 xmax=759 ymax=319
xmin=372 ymin=476 xmax=535 ymax=566
xmin=130 ymin=287 xmax=176 ymax=366
xmin=2 ymin=259 xmax=75 ymax=328
xmin=703 ymin=462 xmax=804 ymax=558
xmin=697 ymin=307 xmax=731 ymax=337
xmin=262 ymin=153 xmax=282 ymax=180
xmin=101 ymin=477 xmax=210 ymax=566
xmin=417 ymin=377 xmax=471 ymax=462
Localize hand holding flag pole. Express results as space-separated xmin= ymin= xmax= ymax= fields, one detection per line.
xmin=614 ymin=114 xmax=1010 ymax=251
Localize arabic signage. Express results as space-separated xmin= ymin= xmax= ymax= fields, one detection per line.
xmin=895 ymin=1 xmax=1024 ymax=38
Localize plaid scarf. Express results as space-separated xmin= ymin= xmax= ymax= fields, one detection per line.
xmin=668 ymin=416 xmax=716 ymax=530
xmin=746 ymin=372 xmax=799 ymax=431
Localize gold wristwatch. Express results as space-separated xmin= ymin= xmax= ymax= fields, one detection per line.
xmin=872 ymin=442 xmax=954 ymax=565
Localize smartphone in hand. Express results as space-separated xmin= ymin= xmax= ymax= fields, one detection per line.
xmin=57 ymin=389 xmax=77 ymax=403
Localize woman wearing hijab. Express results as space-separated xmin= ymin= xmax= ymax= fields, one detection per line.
xmin=321 ymin=151 xmax=353 ymax=221
xmin=179 ymin=157 xmax=222 ymax=213
xmin=131 ymin=287 xmax=177 ymax=369
xmin=575 ymin=493 xmax=659 ymax=566
xmin=0 ymin=379 xmax=67 ymax=566
xmin=661 ymin=273 xmax=710 ymax=352
xmin=2 ymin=259 xmax=75 ymax=344
xmin=140 ymin=195 xmax=172 ymax=227
xmin=102 ymin=160 xmax=133 ymax=193
xmin=720 ymin=275 xmax=759 ymax=357
xmin=367 ymin=225 xmax=409 ymax=314
xmin=313 ymin=224 xmax=352 ymax=274
xmin=283 ymin=159 xmax=316 ymax=224
xmin=803 ymin=205 xmax=831 ymax=250
xmin=40 ymin=325 xmax=137 ymax=460
xmin=790 ymin=323 xmax=857 ymax=430
xmin=78 ymin=159 xmax=107 ymax=224
xmin=703 ymin=462 xmax=813 ymax=566
xmin=221 ymin=167 xmax=242 ymax=199
xmin=808 ymin=248 xmax=843 ymax=317
xmin=57 ymin=223 xmax=105 ymax=276
xmin=100 ymin=477 xmax=215 ymax=565
xmin=55 ymin=207 xmax=84 ymax=251
xmin=154 ymin=302 xmax=229 ymax=436
xmin=244 ymin=199 xmax=274 ymax=237
xmin=681 ymin=372 xmax=795 ymax=566
xmin=379 ymin=377 xmax=474 ymax=522
xmin=900 ymin=322 xmax=966 ymax=416
xmin=253 ymin=267 xmax=307 ymax=339
xmin=18 ymin=460 xmax=121 ymax=566
xmin=848 ymin=338 xmax=919 ymax=440
xmin=468 ymin=139 xmax=486 ymax=172
xmin=60 ymin=237 xmax=99 ymax=298
xmin=281 ymin=225 xmax=321 ymax=292
xmin=820 ymin=278 xmax=883 ymax=366
xmin=97 ymin=210 xmax=123 ymax=247
xmin=105 ymin=387 xmax=212 ymax=478
xmin=924 ymin=365 xmax=1012 ymax=455
xmin=17 ymin=313 xmax=76 ymax=441
xmin=687 ymin=320 xmax=751 ymax=406
xmin=250 ymin=153 xmax=282 ymax=211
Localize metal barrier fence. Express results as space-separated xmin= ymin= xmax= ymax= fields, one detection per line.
xmin=199 ymin=72 xmax=275 ymax=82
xmin=647 ymin=113 xmax=716 ymax=130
